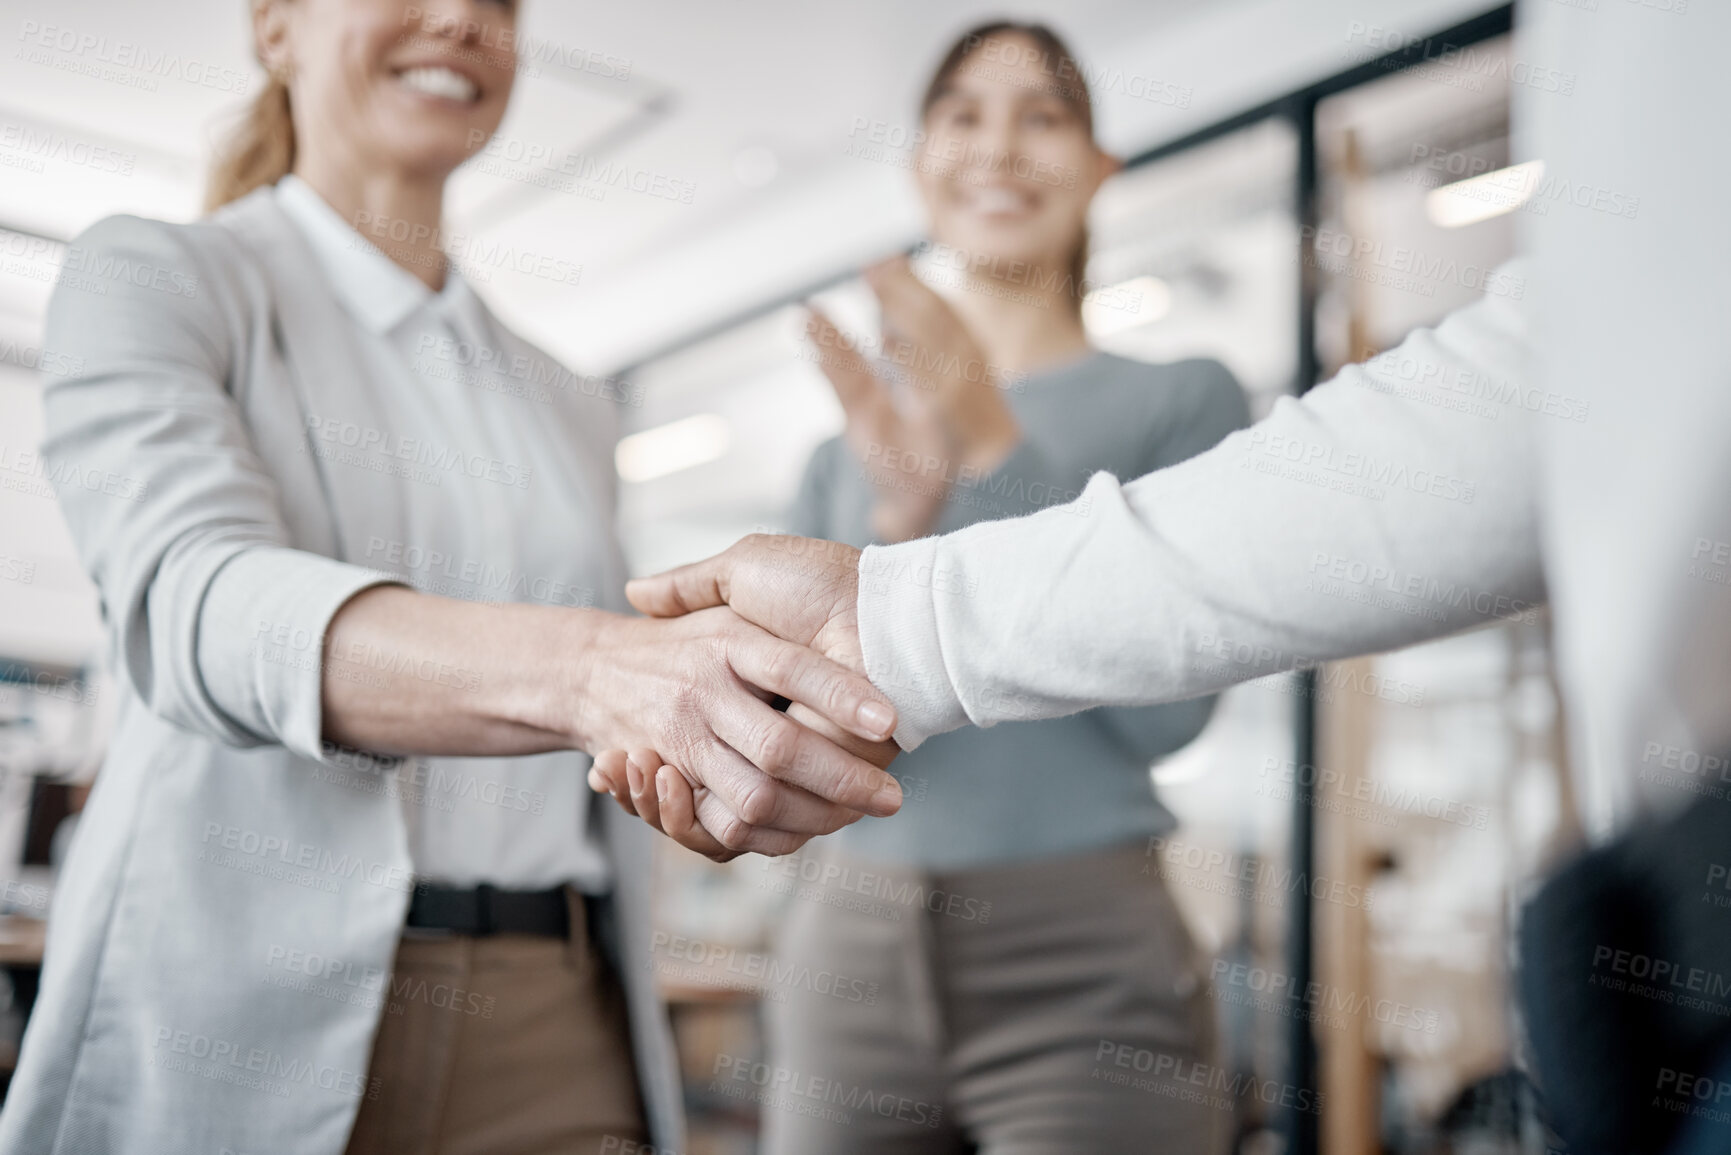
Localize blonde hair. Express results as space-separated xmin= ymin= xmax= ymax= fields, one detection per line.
xmin=205 ymin=70 xmax=295 ymax=212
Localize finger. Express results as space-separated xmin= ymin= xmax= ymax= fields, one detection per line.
xmin=588 ymin=749 xmax=639 ymax=817
xmin=727 ymin=627 xmax=897 ymax=745
xmin=866 ymin=257 xmax=961 ymax=349
xmin=691 ymin=779 xmax=807 ymax=858
xmin=688 ymin=713 xmax=873 ymax=834
xmin=588 ymin=749 xmax=627 ymax=794
xmin=655 ymin=767 xmax=746 ymax=862
xmin=625 ymin=748 xmax=663 ymax=830
xmin=806 ymin=307 xmax=894 ymax=425
xmin=625 ymin=551 xmax=732 ymax=619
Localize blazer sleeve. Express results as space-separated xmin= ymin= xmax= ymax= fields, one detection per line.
xmin=40 ymin=215 xmax=398 ymax=763
xmin=858 ymin=265 xmax=1545 ymax=750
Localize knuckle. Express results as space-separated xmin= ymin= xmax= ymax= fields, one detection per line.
xmin=735 ymin=780 xmax=780 ymax=828
xmin=755 ymin=716 xmax=801 ymax=771
xmin=715 ymin=816 xmax=756 ymax=853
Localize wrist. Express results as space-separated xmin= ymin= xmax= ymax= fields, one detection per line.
xmin=531 ymin=606 xmax=620 ymax=752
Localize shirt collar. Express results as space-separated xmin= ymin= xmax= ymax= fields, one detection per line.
xmin=275 ymin=174 xmax=481 ymax=339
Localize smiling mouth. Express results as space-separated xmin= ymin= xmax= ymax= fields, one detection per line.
xmin=394 ymin=65 xmax=480 ymax=105
xmin=965 ymin=185 xmax=1038 ymax=217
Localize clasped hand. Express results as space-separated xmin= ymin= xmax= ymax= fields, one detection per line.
xmin=588 ymin=535 xmax=890 ymax=861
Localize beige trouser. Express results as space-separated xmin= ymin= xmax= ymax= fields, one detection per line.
xmin=344 ymin=892 xmax=648 ymax=1155
xmin=759 ymin=843 xmax=1223 ymax=1155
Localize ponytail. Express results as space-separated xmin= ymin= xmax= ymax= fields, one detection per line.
xmin=204 ymin=72 xmax=295 ymax=212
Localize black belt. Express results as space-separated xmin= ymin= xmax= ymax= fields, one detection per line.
xmin=405 ymin=883 xmax=571 ymax=938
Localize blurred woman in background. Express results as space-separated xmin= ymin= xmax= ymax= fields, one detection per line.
xmin=597 ymin=21 xmax=1251 ymax=1154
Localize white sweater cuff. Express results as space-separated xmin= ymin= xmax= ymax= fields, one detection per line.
xmin=857 ymin=539 xmax=969 ymax=751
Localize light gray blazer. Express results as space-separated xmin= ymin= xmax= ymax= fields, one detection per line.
xmin=0 ymin=189 xmax=682 ymax=1154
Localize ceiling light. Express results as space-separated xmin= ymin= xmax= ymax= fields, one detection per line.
xmin=615 ymin=413 xmax=732 ymax=483
xmin=1083 ymin=275 xmax=1173 ymax=337
xmin=1425 ymin=160 xmax=1544 ymax=229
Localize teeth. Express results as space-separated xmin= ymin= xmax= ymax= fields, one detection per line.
xmin=972 ymin=187 xmax=1032 ymax=214
xmin=397 ymin=66 xmax=478 ymax=103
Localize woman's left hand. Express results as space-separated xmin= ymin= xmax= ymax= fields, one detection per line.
xmin=590 ymin=700 xmax=899 ymax=864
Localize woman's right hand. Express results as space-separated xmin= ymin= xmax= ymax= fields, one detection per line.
xmin=566 ymin=605 xmax=902 ymax=857
xmin=323 ymin=587 xmax=900 ymax=860
xmin=805 ymin=257 xmax=1022 ymax=543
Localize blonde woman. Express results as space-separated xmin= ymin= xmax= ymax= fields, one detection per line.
xmin=0 ymin=2 xmax=900 ymax=1152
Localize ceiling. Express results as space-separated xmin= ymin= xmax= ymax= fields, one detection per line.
xmin=0 ymin=0 xmax=1499 ymax=376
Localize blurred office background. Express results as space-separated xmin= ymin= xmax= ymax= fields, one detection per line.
xmin=0 ymin=1 xmax=1579 ymax=1151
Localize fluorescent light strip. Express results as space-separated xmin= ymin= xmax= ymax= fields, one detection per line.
xmin=1082 ymin=275 xmax=1174 ymax=337
xmin=1425 ymin=160 xmax=1544 ymax=229
xmin=615 ymin=413 xmax=732 ymax=483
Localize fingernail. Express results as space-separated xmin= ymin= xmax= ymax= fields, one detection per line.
xmin=857 ymin=700 xmax=895 ymax=738
xmin=871 ymin=778 xmax=903 ymax=814
xmin=625 ymin=762 xmax=645 ymax=797
xmin=656 ymin=768 xmax=671 ymax=804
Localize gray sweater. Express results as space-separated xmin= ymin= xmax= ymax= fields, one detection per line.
xmin=790 ymin=350 xmax=1250 ymax=869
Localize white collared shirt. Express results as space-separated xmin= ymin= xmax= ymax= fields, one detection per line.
xmin=272 ymin=175 xmax=611 ymax=891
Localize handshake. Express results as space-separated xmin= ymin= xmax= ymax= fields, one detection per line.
xmin=585 ymin=533 xmax=901 ymax=863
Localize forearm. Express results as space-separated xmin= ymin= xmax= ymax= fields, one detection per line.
xmin=860 ymin=281 xmax=1545 ymax=749
xmin=321 ymin=586 xmax=606 ymax=758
